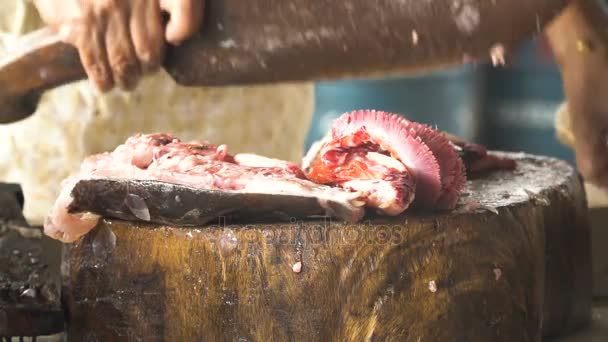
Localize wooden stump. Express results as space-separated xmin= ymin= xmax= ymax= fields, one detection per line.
xmin=60 ymin=153 xmax=592 ymax=341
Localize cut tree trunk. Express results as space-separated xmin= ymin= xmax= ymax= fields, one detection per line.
xmin=60 ymin=152 xmax=592 ymax=342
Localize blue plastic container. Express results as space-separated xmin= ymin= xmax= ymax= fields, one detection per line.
xmin=305 ymin=65 xmax=485 ymax=151
xmin=482 ymin=38 xmax=575 ymax=164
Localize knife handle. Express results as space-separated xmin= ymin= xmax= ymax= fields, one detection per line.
xmin=0 ymin=28 xmax=85 ymax=124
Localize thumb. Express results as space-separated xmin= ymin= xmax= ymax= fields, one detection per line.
xmin=160 ymin=0 xmax=205 ymax=45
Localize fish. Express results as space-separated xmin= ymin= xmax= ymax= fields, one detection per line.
xmin=67 ymin=178 xmax=365 ymax=227
xmin=306 ymin=110 xmax=466 ymax=212
xmin=44 ymin=133 xmax=366 ymax=243
xmin=44 ymin=110 xmax=517 ymax=244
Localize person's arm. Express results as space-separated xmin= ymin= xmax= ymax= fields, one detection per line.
xmin=546 ymin=0 xmax=608 ymax=188
xmin=32 ymin=0 xmax=205 ymax=92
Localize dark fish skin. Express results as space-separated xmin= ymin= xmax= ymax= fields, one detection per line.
xmin=67 ymin=179 xmax=364 ymax=227
xmin=444 ymin=133 xmax=517 ymax=176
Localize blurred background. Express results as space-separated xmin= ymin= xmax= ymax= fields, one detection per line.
xmin=305 ymin=36 xmax=574 ymax=164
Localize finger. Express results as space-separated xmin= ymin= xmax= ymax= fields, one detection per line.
xmin=104 ymin=2 xmax=142 ymax=91
xmin=73 ymin=21 xmax=114 ymax=92
xmin=161 ymin=0 xmax=205 ymax=45
xmin=131 ymin=0 xmax=165 ymax=73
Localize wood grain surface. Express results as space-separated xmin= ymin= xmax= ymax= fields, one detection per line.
xmin=60 ymin=153 xmax=591 ymax=341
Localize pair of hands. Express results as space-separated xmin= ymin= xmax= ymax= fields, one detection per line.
xmin=33 ymin=0 xmax=205 ymax=92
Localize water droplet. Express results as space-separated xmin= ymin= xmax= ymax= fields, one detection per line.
xmin=12 ymin=249 xmax=21 ymax=256
xmin=20 ymin=288 xmax=36 ymax=298
xmin=292 ymin=261 xmax=302 ymax=273
xmin=219 ymin=229 xmax=238 ymax=252
xmin=30 ymin=257 xmax=39 ymax=265
xmin=39 ymin=67 xmax=50 ymax=79
xmin=490 ymin=44 xmax=506 ymax=66
xmin=186 ymin=232 xmax=193 ymax=240
xmin=428 ymin=280 xmax=437 ymax=293
xmin=493 ymin=268 xmax=502 ymax=281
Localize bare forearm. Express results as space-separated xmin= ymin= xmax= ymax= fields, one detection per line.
xmin=546 ymin=0 xmax=608 ymax=187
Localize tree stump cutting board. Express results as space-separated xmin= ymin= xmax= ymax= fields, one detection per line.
xmin=60 ymin=152 xmax=592 ymax=342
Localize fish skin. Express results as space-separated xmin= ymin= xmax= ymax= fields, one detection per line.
xmin=444 ymin=133 xmax=517 ymax=176
xmin=67 ymin=179 xmax=365 ymax=227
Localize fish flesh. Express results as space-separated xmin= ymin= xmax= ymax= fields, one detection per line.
xmin=306 ymin=110 xmax=467 ymax=212
xmin=44 ymin=110 xmax=517 ymax=243
xmin=303 ymin=122 xmax=518 ymax=186
xmin=44 ymin=133 xmax=366 ymax=243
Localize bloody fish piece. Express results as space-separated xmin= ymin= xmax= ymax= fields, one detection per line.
xmin=314 ymin=110 xmax=441 ymax=212
xmin=464 ymin=154 xmax=518 ymax=176
xmin=44 ymin=133 xmax=366 ymax=243
xmin=397 ymin=120 xmax=466 ymax=210
xmin=307 ymin=131 xmax=416 ymax=215
xmin=308 ymin=110 xmax=467 ymax=212
xmin=444 ymin=132 xmax=517 ymax=175
xmin=330 ymin=111 xmax=442 ymax=207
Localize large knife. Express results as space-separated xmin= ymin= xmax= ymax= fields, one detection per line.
xmin=0 ymin=0 xmax=567 ymax=124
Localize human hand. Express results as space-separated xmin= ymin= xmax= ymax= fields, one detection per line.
xmin=547 ymin=0 xmax=608 ymax=189
xmin=33 ymin=0 xmax=205 ymax=92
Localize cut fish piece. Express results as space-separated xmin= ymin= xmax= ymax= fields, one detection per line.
xmin=444 ymin=132 xmax=517 ymax=175
xmin=398 ymin=120 xmax=466 ymax=209
xmin=329 ymin=110 xmax=442 ymax=207
xmin=233 ymin=153 xmax=306 ymax=178
xmin=307 ymin=110 xmax=444 ymax=213
xmin=44 ymin=133 xmax=365 ymax=243
xmin=307 ymin=134 xmax=417 ymax=215
xmin=65 ymin=179 xmax=365 ymax=229
xmin=45 ymin=112 xmax=512 ymax=244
